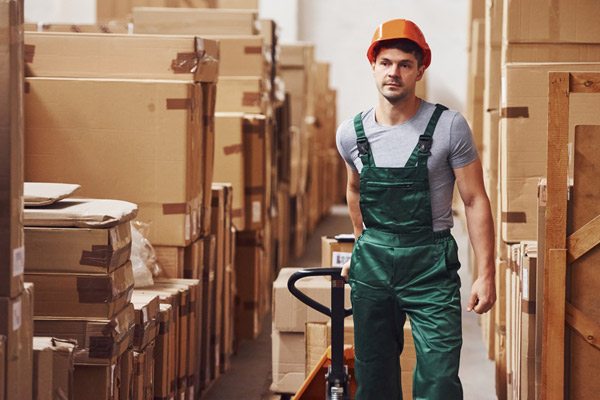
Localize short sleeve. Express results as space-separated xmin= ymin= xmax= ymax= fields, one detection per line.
xmin=336 ymin=120 xmax=358 ymax=171
xmin=448 ymin=113 xmax=478 ymax=169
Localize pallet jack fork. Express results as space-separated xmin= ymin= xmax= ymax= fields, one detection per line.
xmin=287 ymin=268 xmax=355 ymax=400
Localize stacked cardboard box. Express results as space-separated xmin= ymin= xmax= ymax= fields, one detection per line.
xmin=32 ymin=337 xmax=76 ymax=400
xmin=271 ymin=268 xmax=352 ymax=394
xmin=469 ymin=1 xmax=600 ymax=398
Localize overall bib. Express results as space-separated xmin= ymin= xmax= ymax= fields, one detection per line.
xmin=349 ymin=104 xmax=463 ymax=400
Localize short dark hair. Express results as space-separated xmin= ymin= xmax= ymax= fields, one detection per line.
xmin=372 ymin=38 xmax=424 ymax=67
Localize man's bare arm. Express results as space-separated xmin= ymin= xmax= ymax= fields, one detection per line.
xmin=342 ymin=164 xmax=362 ymax=280
xmin=454 ymin=158 xmax=496 ymax=314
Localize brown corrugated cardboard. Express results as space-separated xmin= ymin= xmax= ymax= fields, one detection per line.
xmin=153 ymin=303 xmax=173 ymax=400
xmin=200 ymin=235 xmax=215 ymax=390
xmin=23 ymin=182 xmax=80 ymax=206
xmin=24 ymin=198 xmax=138 ymax=229
xmin=24 ymin=221 xmax=131 ymax=274
xmin=234 ymin=230 xmax=263 ymax=340
xmin=133 ymin=7 xmax=258 ymax=36
xmin=0 ymin=282 xmax=33 ymax=400
xmin=216 ymin=77 xmax=268 ymax=114
xmin=24 ymin=32 xmax=219 ymax=83
xmin=34 ymin=303 xmax=135 ymax=365
xmin=132 ymin=349 xmax=145 ymax=400
xmin=200 ymin=81 xmax=216 ymax=237
xmin=270 ymin=330 xmax=305 ymax=394
xmin=305 ymin=321 xmax=354 ymax=377
xmin=0 ymin=336 xmax=4 ymax=400
xmin=27 ymin=22 xmax=129 ymax=34
xmin=243 ymin=115 xmax=267 ymax=231
xmin=154 ymin=246 xmax=185 ymax=279
xmin=143 ymin=341 xmax=155 ymax=399
xmin=0 ymin=0 xmax=25 ymax=299
xmin=273 ymin=268 xmax=352 ymax=333
xmin=24 ymin=77 xmax=204 ymax=246
xmin=503 ymin=0 xmax=600 ymax=44
xmin=203 ymin=35 xmax=265 ymax=77
xmin=33 ymin=336 xmax=53 ymax=400
xmin=33 ymin=337 xmax=76 ymax=400
xmin=500 ymin=62 xmax=600 ymax=241
xmin=504 ymin=42 xmax=600 ymax=64
xmin=184 ymin=237 xmax=203 ymax=280
xmin=211 ymin=186 xmax=226 ymax=378
xmin=280 ymin=43 xmax=314 ymax=129
xmin=119 ymin=348 xmax=134 ymax=400
xmin=26 ymin=261 xmax=134 ymax=319
xmin=321 ymin=236 xmax=354 ymax=268
xmin=130 ymin=293 xmax=160 ymax=351
xmin=73 ymin=362 xmax=120 ymax=400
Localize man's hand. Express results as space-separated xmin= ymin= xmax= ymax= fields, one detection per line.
xmin=340 ymin=260 xmax=351 ymax=282
xmin=467 ymin=274 xmax=496 ymax=314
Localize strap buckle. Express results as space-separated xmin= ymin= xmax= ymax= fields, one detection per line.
xmin=418 ymin=135 xmax=432 ymax=155
xmin=357 ymin=139 xmax=370 ymax=156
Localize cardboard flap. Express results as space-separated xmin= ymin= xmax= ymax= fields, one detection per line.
xmin=24 ymin=198 xmax=138 ymax=228
xmin=24 ymin=182 xmax=81 ymax=206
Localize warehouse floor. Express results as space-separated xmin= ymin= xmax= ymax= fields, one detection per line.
xmin=205 ymin=205 xmax=497 ymax=400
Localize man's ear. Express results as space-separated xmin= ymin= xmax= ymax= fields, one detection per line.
xmin=416 ymin=65 xmax=425 ymax=81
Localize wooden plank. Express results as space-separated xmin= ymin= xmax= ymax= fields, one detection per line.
xmin=565 ymin=302 xmax=600 ymax=351
xmin=567 ymin=214 xmax=600 ymax=263
xmin=542 ymin=72 xmax=570 ymax=400
xmin=570 ymin=72 xmax=600 ymax=94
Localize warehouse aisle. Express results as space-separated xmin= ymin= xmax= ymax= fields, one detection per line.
xmin=205 ymin=205 xmax=496 ymax=400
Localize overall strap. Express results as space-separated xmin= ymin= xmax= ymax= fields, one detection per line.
xmin=354 ymin=112 xmax=375 ymax=167
xmin=405 ymin=103 xmax=448 ymax=167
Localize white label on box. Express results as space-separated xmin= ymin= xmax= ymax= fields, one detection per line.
xmin=252 ymin=201 xmax=261 ymax=223
xmin=522 ymin=269 xmax=529 ymax=300
xmin=185 ymin=214 xmax=191 ymax=241
xmin=332 ymin=251 xmax=352 ymax=267
xmin=192 ymin=209 xmax=198 ymax=236
xmin=13 ymin=246 xmax=24 ymax=277
xmin=13 ymin=299 xmax=21 ymax=331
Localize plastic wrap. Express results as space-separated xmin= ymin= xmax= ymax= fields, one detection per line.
xmin=130 ymin=221 xmax=162 ymax=287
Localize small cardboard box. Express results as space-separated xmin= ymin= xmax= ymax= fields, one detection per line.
xmin=73 ymin=361 xmax=120 ymax=400
xmin=321 ymin=236 xmax=354 ymax=268
xmin=270 ymin=329 xmax=305 ymax=394
xmin=130 ymin=293 xmax=160 ymax=351
xmin=153 ymin=303 xmax=173 ymax=400
xmin=24 ymin=32 xmax=219 ymax=83
xmin=234 ymin=231 xmax=264 ymax=341
xmin=33 ymin=337 xmax=76 ymax=400
xmin=34 ymin=303 xmax=135 ymax=365
xmin=25 ymin=222 xmax=132 ymax=274
xmin=26 ymin=261 xmax=134 ymax=319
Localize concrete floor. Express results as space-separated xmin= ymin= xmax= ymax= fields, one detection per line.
xmin=205 ymin=205 xmax=497 ymax=400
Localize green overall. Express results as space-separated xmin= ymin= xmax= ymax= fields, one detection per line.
xmin=349 ymin=104 xmax=463 ymax=400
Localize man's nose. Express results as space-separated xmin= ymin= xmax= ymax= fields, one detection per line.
xmin=387 ymin=64 xmax=401 ymax=77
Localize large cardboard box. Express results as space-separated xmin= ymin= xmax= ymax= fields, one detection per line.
xmin=34 ymin=303 xmax=135 ymax=365
xmin=502 ymin=0 xmax=600 ymax=44
xmin=321 ymin=236 xmax=354 ymax=268
xmin=216 ymin=77 xmax=268 ymax=114
xmin=305 ymin=321 xmax=354 ymax=377
xmin=273 ymin=268 xmax=352 ymax=333
xmin=133 ymin=7 xmax=258 ymax=36
xmin=24 ymin=32 xmax=219 ymax=83
xmin=0 ymin=282 xmax=33 ymax=400
xmin=26 ymin=261 xmax=134 ymax=319
xmin=130 ymin=293 xmax=160 ymax=352
xmin=270 ymin=329 xmax=304 ymax=394
xmin=33 ymin=337 xmax=76 ymax=400
xmin=280 ymin=43 xmax=315 ymax=130
xmin=73 ymin=362 xmax=120 ymax=400
xmin=24 ymin=77 xmax=204 ymax=246
xmin=154 ymin=246 xmax=185 ymax=279
xmin=203 ymin=35 xmax=265 ymax=77
xmin=0 ymin=0 xmax=25 ymax=299
xmin=234 ymin=230 xmax=263 ymax=340
xmin=24 ymin=222 xmax=131 ymax=274
xmin=500 ymin=62 xmax=600 ymax=241
xmin=200 ymin=235 xmax=215 ymax=390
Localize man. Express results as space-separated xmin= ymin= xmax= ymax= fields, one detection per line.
xmin=336 ymin=19 xmax=496 ymax=399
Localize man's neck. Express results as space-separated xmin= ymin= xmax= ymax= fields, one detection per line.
xmin=375 ymin=96 xmax=421 ymax=126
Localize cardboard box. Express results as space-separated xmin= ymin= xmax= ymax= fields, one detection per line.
xmin=34 ymin=303 xmax=135 ymax=365
xmin=504 ymin=42 xmax=600 ymax=64
xmin=130 ymin=293 xmax=160 ymax=351
xmin=24 ymin=32 xmax=219 ymax=83
xmin=0 ymin=282 xmax=33 ymax=400
xmin=200 ymin=235 xmax=215 ymax=390
xmin=270 ymin=330 xmax=305 ymax=394
xmin=520 ymin=243 xmax=536 ymax=400
xmin=234 ymin=230 xmax=263 ymax=340
xmin=203 ymin=35 xmax=265 ymax=77
xmin=0 ymin=336 xmax=4 ymax=400
xmin=33 ymin=337 xmax=76 ymax=400
xmin=321 ymin=236 xmax=354 ymax=268
xmin=0 ymin=0 xmax=25 ymax=299
xmin=200 ymin=82 xmax=217 ymax=236
xmin=73 ymin=362 xmax=120 ymax=400
xmin=153 ymin=303 xmax=173 ymax=400
xmin=143 ymin=341 xmax=155 ymax=399
xmin=27 ymin=22 xmax=129 ymax=34
xmin=216 ymin=77 xmax=269 ymax=115
xmin=273 ymin=267 xmax=352 ymax=333
xmin=503 ymin=0 xmax=600 ymax=44
xmin=133 ymin=7 xmax=259 ymax=36
xmin=154 ymin=246 xmax=185 ymax=279
xmin=24 ymin=77 xmax=204 ymax=246
xmin=500 ymin=62 xmax=600 ymax=241
xmin=466 ymin=19 xmax=485 ymax=152
xmin=305 ymin=320 xmax=355 ymax=377
xmin=280 ymin=43 xmax=314 ymax=129
xmin=210 ymin=186 xmax=226 ymax=377
xmin=26 ymin=261 xmax=134 ymax=319
xmin=24 ymin=222 xmax=132 ymax=274
xmin=119 ymin=348 xmax=134 ymax=400
xmin=184 ymin=237 xmax=204 ymax=280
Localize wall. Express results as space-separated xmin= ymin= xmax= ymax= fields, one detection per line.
xmin=24 ymin=0 xmax=95 ymax=24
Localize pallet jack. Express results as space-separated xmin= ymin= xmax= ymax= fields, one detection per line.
xmin=287 ymin=268 xmax=355 ymax=400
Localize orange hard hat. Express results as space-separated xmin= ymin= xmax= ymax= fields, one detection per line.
xmin=367 ymin=19 xmax=431 ymax=69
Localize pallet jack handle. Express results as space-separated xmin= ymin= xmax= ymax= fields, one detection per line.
xmin=288 ymin=268 xmax=353 ymax=400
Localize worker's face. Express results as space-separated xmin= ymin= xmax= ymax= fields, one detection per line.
xmin=372 ymin=47 xmax=424 ymax=104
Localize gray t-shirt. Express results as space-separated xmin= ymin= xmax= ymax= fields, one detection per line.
xmin=336 ymin=100 xmax=478 ymax=231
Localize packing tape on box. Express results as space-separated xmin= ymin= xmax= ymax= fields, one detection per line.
xmin=88 ymin=336 xmax=113 ymax=359
xmin=159 ymin=321 xmax=170 ymax=335
xmin=166 ymin=98 xmax=191 ymax=110
xmin=243 ymin=301 xmax=258 ymax=311
xmin=500 ymin=107 xmax=529 ymax=118
xmin=162 ymin=203 xmax=189 ymax=215
xmin=178 ymin=377 xmax=187 ymax=391
xmin=243 ymin=119 xmax=265 ymax=136
xmin=76 ymin=277 xmax=133 ymax=303
xmin=179 ymin=302 xmax=189 ymax=318
xmin=80 ymin=243 xmax=131 ymax=268
xmin=187 ymin=300 xmax=196 ymax=314
xmin=223 ymin=143 xmax=243 ymax=155
xmin=24 ymin=44 xmax=34 ymax=63
xmin=245 ymin=186 xmax=264 ymax=195
xmin=501 ymin=212 xmax=527 ymax=223
xmin=232 ymin=208 xmax=243 ymax=218
xmin=522 ymin=299 xmax=536 ymax=315
xmin=244 ymin=46 xmax=263 ymax=54
xmin=242 ymin=92 xmax=261 ymax=107
xmin=172 ymin=52 xmax=199 ymax=74
xmin=24 ymin=81 xmax=30 ymax=93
